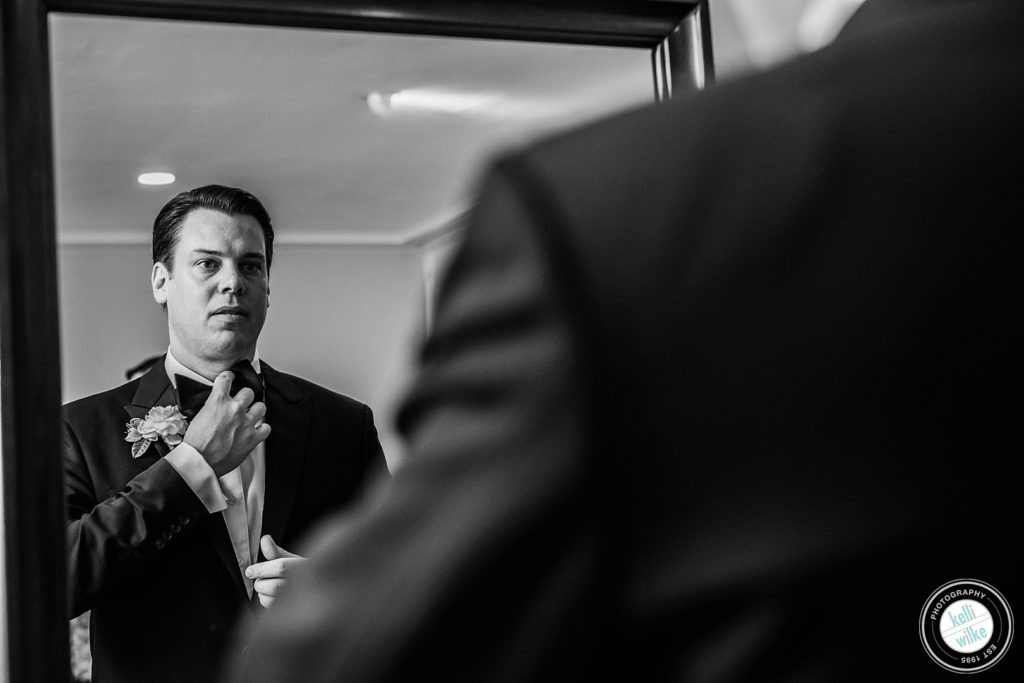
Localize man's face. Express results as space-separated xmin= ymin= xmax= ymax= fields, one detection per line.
xmin=152 ymin=208 xmax=269 ymax=372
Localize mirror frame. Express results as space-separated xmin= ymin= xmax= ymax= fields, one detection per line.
xmin=0 ymin=1 xmax=712 ymax=679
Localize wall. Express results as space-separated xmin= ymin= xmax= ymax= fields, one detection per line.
xmin=57 ymin=243 xmax=430 ymax=470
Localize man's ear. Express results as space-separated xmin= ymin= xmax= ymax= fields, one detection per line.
xmin=152 ymin=262 xmax=170 ymax=306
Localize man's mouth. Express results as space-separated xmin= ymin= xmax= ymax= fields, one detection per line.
xmin=210 ymin=306 xmax=249 ymax=319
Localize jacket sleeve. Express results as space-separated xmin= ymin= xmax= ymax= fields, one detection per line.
xmin=64 ymin=418 xmax=210 ymax=617
xmin=227 ymin=158 xmax=605 ymax=682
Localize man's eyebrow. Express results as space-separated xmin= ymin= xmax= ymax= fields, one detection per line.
xmin=188 ymin=248 xmax=266 ymax=261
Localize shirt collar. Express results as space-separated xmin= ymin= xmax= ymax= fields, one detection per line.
xmin=165 ymin=347 xmax=262 ymax=389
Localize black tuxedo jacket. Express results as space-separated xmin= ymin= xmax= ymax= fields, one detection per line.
xmin=64 ymin=358 xmax=386 ymax=682
xmin=231 ymin=2 xmax=1022 ymax=681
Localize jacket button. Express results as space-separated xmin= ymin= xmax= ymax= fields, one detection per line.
xmin=179 ymin=515 xmax=190 ymax=525
xmin=155 ymin=539 xmax=165 ymax=550
xmin=170 ymin=523 xmax=181 ymax=533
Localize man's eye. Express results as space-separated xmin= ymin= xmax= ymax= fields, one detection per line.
xmin=196 ymin=259 xmax=217 ymax=270
xmin=243 ymin=263 xmax=264 ymax=274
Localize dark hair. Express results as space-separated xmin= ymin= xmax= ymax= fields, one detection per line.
xmin=152 ymin=184 xmax=274 ymax=271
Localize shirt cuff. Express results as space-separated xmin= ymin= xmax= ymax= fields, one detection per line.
xmin=165 ymin=442 xmax=228 ymax=513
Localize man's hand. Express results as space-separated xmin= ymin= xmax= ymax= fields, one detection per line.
xmin=246 ymin=535 xmax=305 ymax=608
xmin=183 ymin=370 xmax=270 ymax=477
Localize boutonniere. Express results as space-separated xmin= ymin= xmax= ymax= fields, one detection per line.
xmin=125 ymin=405 xmax=188 ymax=458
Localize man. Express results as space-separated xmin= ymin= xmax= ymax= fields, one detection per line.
xmin=64 ymin=185 xmax=386 ymax=682
xmin=230 ymin=1 xmax=1021 ymax=680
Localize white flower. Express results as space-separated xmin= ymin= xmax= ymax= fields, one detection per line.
xmin=125 ymin=405 xmax=188 ymax=458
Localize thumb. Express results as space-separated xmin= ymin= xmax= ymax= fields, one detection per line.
xmin=260 ymin=534 xmax=299 ymax=560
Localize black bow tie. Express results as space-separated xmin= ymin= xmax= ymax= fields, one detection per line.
xmin=175 ymin=359 xmax=264 ymax=420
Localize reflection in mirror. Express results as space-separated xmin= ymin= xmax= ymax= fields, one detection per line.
xmin=50 ymin=14 xmax=654 ymax=681
xmin=50 ymin=13 xmax=655 ymax=459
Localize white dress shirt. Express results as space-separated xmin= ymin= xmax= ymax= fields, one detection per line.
xmin=163 ymin=348 xmax=266 ymax=598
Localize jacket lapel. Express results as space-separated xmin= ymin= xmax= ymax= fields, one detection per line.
xmin=123 ymin=358 xmax=176 ymax=458
xmin=259 ymin=361 xmax=311 ymax=551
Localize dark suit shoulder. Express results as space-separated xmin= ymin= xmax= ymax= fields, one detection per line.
xmin=63 ymin=378 xmax=141 ymax=423
xmin=263 ymin=365 xmax=371 ymax=415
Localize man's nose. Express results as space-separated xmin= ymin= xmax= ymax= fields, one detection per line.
xmin=219 ymin=264 xmax=246 ymax=294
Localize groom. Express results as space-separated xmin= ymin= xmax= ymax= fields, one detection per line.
xmin=64 ymin=184 xmax=387 ymax=682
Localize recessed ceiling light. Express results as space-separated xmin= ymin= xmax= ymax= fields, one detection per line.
xmin=137 ymin=172 xmax=175 ymax=186
xmin=366 ymin=92 xmax=393 ymax=117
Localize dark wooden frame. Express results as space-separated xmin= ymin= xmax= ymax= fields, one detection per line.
xmin=0 ymin=1 xmax=712 ymax=680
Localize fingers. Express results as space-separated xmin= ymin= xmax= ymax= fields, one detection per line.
xmin=233 ymin=386 xmax=255 ymax=407
xmin=244 ymin=398 xmax=268 ymax=441
xmin=260 ymin=534 xmax=301 ymax=560
xmin=247 ymin=546 xmax=305 ymax=608
xmin=253 ymin=578 xmax=285 ymax=599
xmin=254 ymin=422 xmax=271 ymax=441
xmin=211 ymin=370 xmax=234 ymax=397
xmin=210 ymin=372 xmax=257 ymax=407
xmin=209 ymin=371 xmax=263 ymax=409
xmin=254 ymin=576 xmax=285 ymax=606
xmin=260 ymin=534 xmax=283 ymax=560
xmin=247 ymin=400 xmax=267 ymax=421
xmin=260 ymin=534 xmax=289 ymax=560
xmin=245 ymin=556 xmax=302 ymax=580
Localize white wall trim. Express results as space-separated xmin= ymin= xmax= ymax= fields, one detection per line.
xmin=57 ymin=208 xmax=469 ymax=248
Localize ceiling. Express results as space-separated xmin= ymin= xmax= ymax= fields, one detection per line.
xmin=49 ymin=0 xmax=838 ymax=247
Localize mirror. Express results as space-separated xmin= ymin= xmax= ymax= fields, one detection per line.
xmin=52 ymin=20 xmax=662 ymax=677
xmin=1 ymin=2 xmax=711 ymax=680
